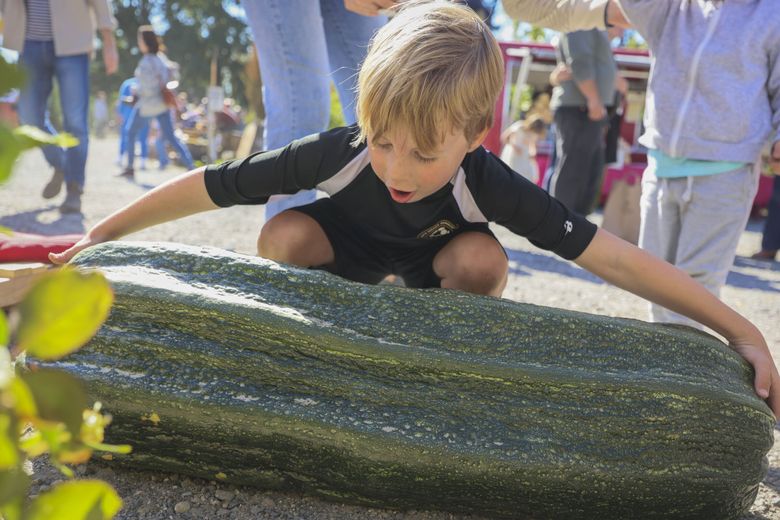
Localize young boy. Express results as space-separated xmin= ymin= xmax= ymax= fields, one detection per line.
xmin=50 ymin=1 xmax=779 ymax=416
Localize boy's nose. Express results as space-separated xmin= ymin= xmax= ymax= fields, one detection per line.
xmin=385 ymin=161 xmax=412 ymax=189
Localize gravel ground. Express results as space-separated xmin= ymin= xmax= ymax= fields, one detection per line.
xmin=2 ymin=135 xmax=779 ymax=519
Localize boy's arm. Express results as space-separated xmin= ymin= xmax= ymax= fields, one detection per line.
xmin=575 ymin=228 xmax=780 ymax=417
xmin=50 ymin=167 xmax=218 ymax=264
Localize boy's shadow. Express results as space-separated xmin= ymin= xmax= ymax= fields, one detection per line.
xmin=504 ymin=247 xmax=604 ymax=284
xmin=0 ymin=207 xmax=86 ymax=235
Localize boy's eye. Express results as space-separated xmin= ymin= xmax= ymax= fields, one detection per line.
xmin=374 ymin=142 xmax=392 ymax=150
xmin=415 ymin=153 xmax=436 ymax=163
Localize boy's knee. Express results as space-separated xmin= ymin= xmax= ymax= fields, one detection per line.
xmin=456 ymin=252 xmax=508 ymax=294
xmin=257 ymin=210 xmax=334 ymax=268
xmin=436 ymin=233 xmax=508 ymax=296
xmin=258 ymin=212 xmax=299 ymax=261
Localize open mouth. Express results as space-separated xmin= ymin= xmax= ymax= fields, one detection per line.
xmin=388 ymin=187 xmax=415 ymax=203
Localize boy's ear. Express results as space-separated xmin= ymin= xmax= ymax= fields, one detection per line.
xmin=467 ymin=127 xmax=491 ymax=152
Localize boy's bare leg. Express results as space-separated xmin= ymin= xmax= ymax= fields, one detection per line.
xmin=433 ymin=232 xmax=508 ymax=297
xmin=257 ymin=210 xmax=336 ymax=268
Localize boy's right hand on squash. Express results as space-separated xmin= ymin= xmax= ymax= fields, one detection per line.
xmin=49 ymin=235 xmax=104 ymax=265
xmin=729 ymin=335 xmax=780 ymax=420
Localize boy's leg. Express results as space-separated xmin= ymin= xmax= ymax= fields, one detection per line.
xmin=432 ymin=232 xmax=508 ymax=297
xmin=258 ymin=210 xmax=335 ymax=268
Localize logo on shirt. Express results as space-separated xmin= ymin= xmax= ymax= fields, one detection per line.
xmin=418 ymin=220 xmax=459 ymax=239
xmin=564 ymin=220 xmax=573 ymax=235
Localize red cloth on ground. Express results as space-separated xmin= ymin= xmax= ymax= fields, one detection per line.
xmin=0 ymin=232 xmax=83 ymax=263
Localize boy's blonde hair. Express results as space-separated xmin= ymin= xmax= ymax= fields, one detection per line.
xmin=353 ymin=1 xmax=504 ymax=154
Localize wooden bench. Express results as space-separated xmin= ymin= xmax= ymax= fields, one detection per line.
xmin=0 ymin=262 xmax=55 ymax=308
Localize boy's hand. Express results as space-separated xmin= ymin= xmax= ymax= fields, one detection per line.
xmin=728 ymin=334 xmax=780 ymax=418
xmin=48 ymin=235 xmax=105 ymax=265
xmin=770 ymin=141 xmax=780 ymax=175
xmin=344 ymin=0 xmax=398 ymax=16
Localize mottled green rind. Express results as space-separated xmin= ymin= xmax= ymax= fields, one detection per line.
xmin=57 ymin=242 xmax=774 ymax=519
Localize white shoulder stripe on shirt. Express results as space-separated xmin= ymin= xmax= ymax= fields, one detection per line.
xmin=450 ymin=167 xmax=487 ymax=223
xmin=316 ymin=148 xmax=371 ymax=196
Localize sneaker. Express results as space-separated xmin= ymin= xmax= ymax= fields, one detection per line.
xmin=59 ymin=183 xmax=82 ymax=214
xmin=116 ymin=167 xmax=135 ymax=179
xmin=140 ymin=159 xmax=147 ymax=171
xmin=42 ymin=168 xmax=65 ymax=199
xmin=751 ymin=249 xmax=778 ymax=261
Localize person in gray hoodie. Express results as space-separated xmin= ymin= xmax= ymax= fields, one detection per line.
xmin=503 ymin=0 xmax=780 ymax=328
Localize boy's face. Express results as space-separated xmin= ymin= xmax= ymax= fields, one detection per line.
xmin=368 ymin=126 xmax=487 ymax=204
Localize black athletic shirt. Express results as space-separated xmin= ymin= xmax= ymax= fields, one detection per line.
xmin=204 ymin=125 xmax=597 ymax=260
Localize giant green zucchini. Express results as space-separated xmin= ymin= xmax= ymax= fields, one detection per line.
xmin=56 ymin=242 xmax=773 ymax=519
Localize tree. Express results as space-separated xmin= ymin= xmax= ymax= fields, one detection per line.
xmin=91 ymin=1 xmax=254 ymax=109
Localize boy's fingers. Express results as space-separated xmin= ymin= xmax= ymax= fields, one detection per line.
xmin=748 ymin=350 xmax=780 ymax=417
xmin=48 ymin=250 xmax=68 ymax=265
xmin=753 ymin=365 xmax=770 ymax=400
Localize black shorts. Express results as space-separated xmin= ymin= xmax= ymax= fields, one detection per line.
xmin=292 ymin=198 xmax=501 ymax=288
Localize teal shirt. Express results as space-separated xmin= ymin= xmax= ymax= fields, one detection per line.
xmin=648 ymin=149 xmax=747 ymax=178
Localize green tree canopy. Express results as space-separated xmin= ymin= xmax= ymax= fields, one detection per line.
xmin=90 ymin=0 xmax=254 ymax=108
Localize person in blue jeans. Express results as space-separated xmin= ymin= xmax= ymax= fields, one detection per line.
xmin=1 ymin=0 xmax=118 ymax=213
xmin=120 ymin=26 xmax=194 ymax=178
xmin=242 ymin=0 xmax=389 ymax=220
xmin=117 ymin=77 xmax=149 ymax=169
xmin=753 ymin=175 xmax=780 ymax=262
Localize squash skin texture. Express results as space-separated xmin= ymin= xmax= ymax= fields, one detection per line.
xmin=59 ymin=242 xmax=774 ymax=519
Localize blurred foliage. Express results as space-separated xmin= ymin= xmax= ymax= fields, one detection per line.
xmin=328 ymin=84 xmax=346 ymax=130
xmin=90 ymin=0 xmax=254 ymax=108
xmin=0 ymin=269 xmax=128 ymax=520
xmin=0 ymin=52 xmax=129 ymax=520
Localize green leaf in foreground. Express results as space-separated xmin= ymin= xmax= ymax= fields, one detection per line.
xmin=13 ymin=125 xmax=78 ymax=151
xmin=17 ymin=268 xmax=113 ymax=360
xmin=0 ymin=311 xmax=7 ymax=347
xmin=25 ymin=480 xmax=122 ymax=520
xmin=0 ymin=56 xmax=25 ymax=97
xmin=0 ymin=469 xmax=29 ymax=509
xmin=0 ymin=124 xmax=22 ymax=185
xmin=20 ymin=369 xmax=87 ymax=437
xmin=0 ymin=413 xmax=19 ymax=470
xmin=0 ymin=347 xmax=11 ymax=389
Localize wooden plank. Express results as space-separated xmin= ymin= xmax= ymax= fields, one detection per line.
xmin=0 ymin=271 xmax=49 ymax=308
xmin=235 ymin=121 xmax=258 ymax=158
xmin=0 ymin=262 xmax=51 ymax=279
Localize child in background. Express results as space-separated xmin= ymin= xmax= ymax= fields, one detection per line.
xmin=500 ymin=114 xmax=546 ymax=184
xmin=50 ymin=1 xmax=779 ymax=416
xmin=92 ymin=91 xmax=109 ymax=138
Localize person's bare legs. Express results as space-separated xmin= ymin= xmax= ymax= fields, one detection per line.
xmin=433 ymin=232 xmax=508 ymax=297
xmin=257 ymin=210 xmax=335 ymax=268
